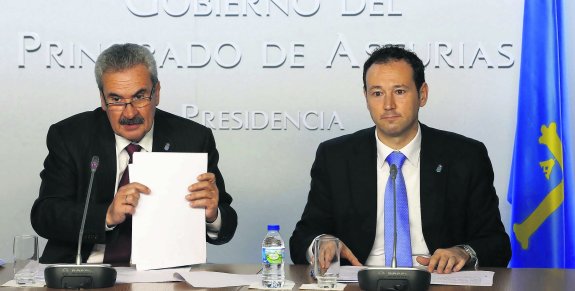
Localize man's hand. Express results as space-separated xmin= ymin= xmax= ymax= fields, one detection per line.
xmin=312 ymin=238 xmax=361 ymax=275
xmin=340 ymin=241 xmax=362 ymax=266
xmin=416 ymin=247 xmax=470 ymax=274
xmin=187 ymin=172 xmax=219 ymax=223
xmin=316 ymin=238 xmax=338 ymax=273
xmin=106 ymin=182 xmax=150 ymax=226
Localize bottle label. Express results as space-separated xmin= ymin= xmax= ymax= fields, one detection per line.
xmin=262 ymin=248 xmax=283 ymax=264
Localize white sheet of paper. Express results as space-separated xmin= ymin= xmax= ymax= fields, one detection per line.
xmin=2 ymin=264 xmax=47 ymax=287
xmin=338 ymin=266 xmax=364 ymax=282
xmin=248 ymin=280 xmax=296 ymax=290
xmin=430 ymin=271 xmax=494 ymax=286
xmin=176 ymin=271 xmax=260 ymax=288
xmin=130 ymin=152 xmax=207 ymax=271
xmin=299 ymin=283 xmax=346 ymax=290
xmin=115 ymin=266 xmax=188 ymax=283
xmin=1 ymin=280 xmax=46 ymax=288
xmin=338 ymin=266 xmax=494 ymax=287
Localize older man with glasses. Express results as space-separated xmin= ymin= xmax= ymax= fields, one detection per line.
xmin=31 ymin=43 xmax=237 ymax=266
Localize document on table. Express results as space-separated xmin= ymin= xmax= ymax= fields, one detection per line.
xmin=338 ymin=266 xmax=364 ymax=282
xmin=338 ymin=266 xmax=494 ymax=286
xmin=430 ymin=271 xmax=494 ymax=286
xmin=3 ymin=265 xmax=260 ymax=287
xmin=115 ymin=266 xmax=187 ymax=283
xmin=2 ymin=264 xmax=46 ymax=287
xmin=118 ymin=267 xmax=259 ymax=287
xmin=130 ymin=152 xmax=207 ymax=271
xmin=176 ymin=271 xmax=260 ymax=288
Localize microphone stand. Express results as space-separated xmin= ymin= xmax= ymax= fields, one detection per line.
xmin=391 ymin=165 xmax=398 ymax=269
xmin=44 ymin=156 xmax=117 ymax=289
xmin=358 ymin=163 xmax=431 ymax=291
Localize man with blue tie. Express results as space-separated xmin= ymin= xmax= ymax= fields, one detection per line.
xmin=290 ymin=45 xmax=511 ymax=273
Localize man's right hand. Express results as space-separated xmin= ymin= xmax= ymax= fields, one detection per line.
xmin=313 ymin=238 xmax=362 ymax=275
xmin=316 ymin=238 xmax=339 ymax=272
xmin=106 ymin=182 xmax=150 ymax=226
xmin=340 ymin=241 xmax=362 ymax=266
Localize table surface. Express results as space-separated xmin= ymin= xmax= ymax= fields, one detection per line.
xmin=2 ymin=263 xmax=575 ymax=290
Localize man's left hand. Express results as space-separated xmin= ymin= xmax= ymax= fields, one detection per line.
xmin=416 ymin=247 xmax=470 ymax=274
xmin=186 ymin=172 xmax=219 ymax=223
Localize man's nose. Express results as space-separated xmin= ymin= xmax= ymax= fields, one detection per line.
xmin=122 ymin=103 xmax=138 ymax=119
xmin=383 ymin=94 xmax=396 ymax=110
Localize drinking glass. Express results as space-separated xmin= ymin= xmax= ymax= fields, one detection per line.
xmin=313 ymin=236 xmax=340 ymax=288
xmin=13 ymin=234 xmax=39 ymax=284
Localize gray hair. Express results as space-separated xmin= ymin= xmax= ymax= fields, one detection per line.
xmin=95 ymin=43 xmax=158 ymax=92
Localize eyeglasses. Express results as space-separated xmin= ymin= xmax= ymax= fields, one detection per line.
xmin=104 ymin=83 xmax=156 ymax=111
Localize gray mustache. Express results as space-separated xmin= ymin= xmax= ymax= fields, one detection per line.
xmin=120 ymin=116 xmax=144 ymax=125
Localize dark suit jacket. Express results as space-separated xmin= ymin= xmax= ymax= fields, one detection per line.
xmin=31 ymin=108 xmax=237 ymax=264
xmin=290 ymin=124 xmax=511 ymax=267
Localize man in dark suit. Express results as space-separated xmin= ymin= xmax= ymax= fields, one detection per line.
xmin=31 ymin=43 xmax=237 ymax=265
xmin=290 ymin=46 xmax=510 ymax=273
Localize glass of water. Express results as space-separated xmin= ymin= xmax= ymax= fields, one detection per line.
xmin=313 ymin=235 xmax=340 ymax=288
xmin=13 ymin=234 xmax=39 ymax=284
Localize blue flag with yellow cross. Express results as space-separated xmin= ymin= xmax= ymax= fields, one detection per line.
xmin=508 ymin=0 xmax=575 ymax=268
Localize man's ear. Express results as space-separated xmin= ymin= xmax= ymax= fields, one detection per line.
xmin=100 ymin=92 xmax=107 ymax=111
xmin=418 ymin=82 xmax=429 ymax=107
xmin=364 ymin=89 xmax=369 ymax=110
xmin=154 ymin=81 xmax=161 ymax=106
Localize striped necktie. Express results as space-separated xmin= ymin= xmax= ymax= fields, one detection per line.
xmin=103 ymin=143 xmax=141 ymax=266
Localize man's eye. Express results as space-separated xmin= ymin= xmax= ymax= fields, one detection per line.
xmin=109 ymin=96 xmax=122 ymax=102
xmin=395 ymin=89 xmax=406 ymax=95
xmin=372 ymin=91 xmax=382 ymax=97
xmin=133 ymin=95 xmax=145 ymax=101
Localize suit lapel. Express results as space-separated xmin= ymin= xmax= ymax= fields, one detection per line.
xmin=152 ymin=110 xmax=175 ymax=153
xmin=419 ymin=124 xmax=448 ymax=250
xmin=92 ymin=109 xmax=117 ymax=203
xmin=348 ymin=128 xmax=378 ymax=248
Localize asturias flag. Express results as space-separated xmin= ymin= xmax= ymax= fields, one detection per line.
xmin=508 ymin=0 xmax=575 ymax=268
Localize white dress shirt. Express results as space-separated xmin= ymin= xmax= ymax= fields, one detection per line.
xmin=366 ymin=124 xmax=430 ymax=266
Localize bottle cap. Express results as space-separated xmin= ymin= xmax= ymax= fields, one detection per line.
xmin=267 ymin=224 xmax=280 ymax=231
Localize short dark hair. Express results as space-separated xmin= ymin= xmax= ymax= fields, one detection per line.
xmin=95 ymin=43 xmax=158 ymax=92
xmin=362 ymin=45 xmax=425 ymax=92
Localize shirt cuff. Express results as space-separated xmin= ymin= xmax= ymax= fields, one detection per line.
xmin=206 ymin=207 xmax=222 ymax=239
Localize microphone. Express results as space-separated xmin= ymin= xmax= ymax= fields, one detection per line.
xmin=389 ymin=165 xmax=398 ymax=269
xmin=358 ymin=163 xmax=430 ymax=291
xmin=44 ymin=156 xmax=117 ymax=289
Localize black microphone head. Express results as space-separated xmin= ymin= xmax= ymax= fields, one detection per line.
xmin=390 ymin=164 xmax=398 ymax=179
xmin=90 ymin=156 xmax=99 ymax=172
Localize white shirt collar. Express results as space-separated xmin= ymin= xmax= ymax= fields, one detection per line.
xmin=114 ymin=124 xmax=154 ymax=153
xmin=376 ymin=124 xmax=422 ymax=169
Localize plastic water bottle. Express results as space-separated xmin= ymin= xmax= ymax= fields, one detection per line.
xmin=261 ymin=224 xmax=285 ymax=288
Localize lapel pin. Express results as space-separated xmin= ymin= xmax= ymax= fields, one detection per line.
xmin=164 ymin=142 xmax=171 ymax=151
xmin=436 ymin=164 xmax=443 ymax=173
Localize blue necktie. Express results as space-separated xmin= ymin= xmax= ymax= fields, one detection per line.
xmin=384 ymin=151 xmax=412 ymax=267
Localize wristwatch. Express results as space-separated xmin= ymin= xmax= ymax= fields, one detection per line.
xmin=456 ymin=244 xmax=478 ymax=270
